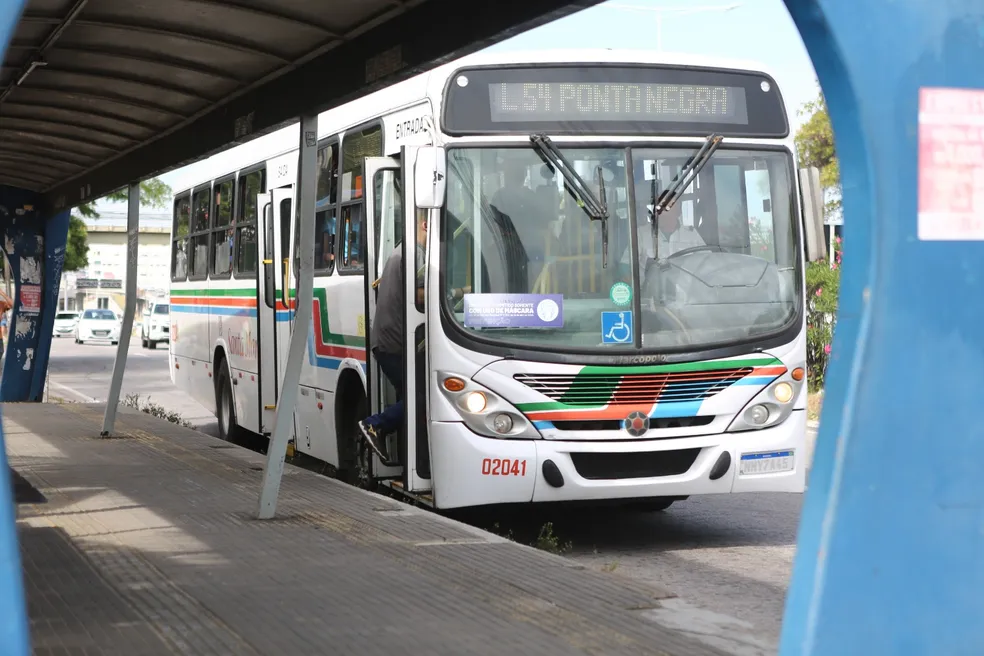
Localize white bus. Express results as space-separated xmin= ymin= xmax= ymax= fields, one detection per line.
xmin=169 ymin=49 xmax=820 ymax=510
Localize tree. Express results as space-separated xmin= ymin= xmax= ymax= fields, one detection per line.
xmin=65 ymin=178 xmax=172 ymax=271
xmin=65 ymin=216 xmax=89 ymax=272
xmin=794 ymin=90 xmax=841 ymax=217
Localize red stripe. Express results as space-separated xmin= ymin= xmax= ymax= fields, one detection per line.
xmin=173 ymin=297 xmax=256 ymax=308
xmin=311 ymin=297 xmax=365 ymax=360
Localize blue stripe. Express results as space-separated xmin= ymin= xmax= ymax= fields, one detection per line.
xmin=172 ymin=305 xmax=257 ymax=318
xmin=305 ymin=330 xmax=342 ymax=370
xmin=533 ymin=420 xmax=555 ymax=430
xmin=734 ymin=375 xmax=780 ymax=386
xmin=650 ymin=400 xmax=702 ymax=418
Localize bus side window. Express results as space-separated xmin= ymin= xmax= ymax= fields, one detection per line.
xmin=340 ymin=205 xmax=363 ymax=270
xmin=211 ymin=178 xmax=235 ymax=277
xmin=338 ymin=124 xmax=380 ymax=274
xmin=234 ymin=169 xmax=264 ymax=278
xmin=171 ymin=194 xmax=190 ymax=281
xmin=263 ymin=203 xmax=275 ymax=309
xmin=189 ymin=187 xmax=211 ymax=279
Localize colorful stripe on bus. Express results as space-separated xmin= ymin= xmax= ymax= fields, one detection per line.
xmin=515 ymin=357 xmax=787 ymax=422
xmin=171 ymin=288 xmax=366 ymax=370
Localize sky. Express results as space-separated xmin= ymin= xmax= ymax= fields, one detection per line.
xmin=95 ymin=0 xmax=818 ymax=213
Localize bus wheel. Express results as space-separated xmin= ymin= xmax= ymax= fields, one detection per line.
xmin=336 ymin=382 xmax=375 ymax=490
xmin=216 ymin=365 xmax=243 ymax=442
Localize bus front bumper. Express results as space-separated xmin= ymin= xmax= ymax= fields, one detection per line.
xmin=428 ymin=410 xmax=807 ymax=510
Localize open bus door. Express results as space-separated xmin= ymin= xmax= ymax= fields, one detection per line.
xmin=256 ymin=186 xmax=296 ymax=437
xmin=362 ymin=151 xmax=432 ymax=493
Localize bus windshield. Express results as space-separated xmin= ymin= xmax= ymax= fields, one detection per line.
xmin=441 ymin=145 xmax=801 ymax=352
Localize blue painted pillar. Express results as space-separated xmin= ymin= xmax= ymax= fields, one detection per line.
xmin=0 ymin=190 xmax=68 ymax=403
xmin=0 ymin=4 xmax=35 ymax=656
xmin=781 ymin=1 xmax=984 ymax=654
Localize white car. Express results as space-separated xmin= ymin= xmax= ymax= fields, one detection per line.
xmin=75 ymin=309 xmax=121 ymax=345
xmin=53 ymin=311 xmax=79 ymax=338
xmin=141 ymin=301 xmax=170 ymax=349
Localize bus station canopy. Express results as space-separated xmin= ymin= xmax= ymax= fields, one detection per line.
xmin=1 ymin=0 xmax=594 ymax=212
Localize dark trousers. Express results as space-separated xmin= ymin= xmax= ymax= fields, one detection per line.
xmin=365 ymin=348 xmax=403 ymax=434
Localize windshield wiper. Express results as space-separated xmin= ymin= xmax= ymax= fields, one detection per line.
xmin=653 ymin=134 xmax=723 ymax=217
xmin=649 ymin=134 xmax=723 ymax=262
xmin=530 ymin=133 xmax=610 ymax=267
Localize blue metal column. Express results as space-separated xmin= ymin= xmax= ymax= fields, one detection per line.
xmin=0 ymin=2 xmax=36 ymax=654
xmin=0 ymin=187 xmax=68 ymax=403
xmin=781 ymin=1 xmax=984 ymax=654
xmin=0 ymin=197 xmax=70 ymax=403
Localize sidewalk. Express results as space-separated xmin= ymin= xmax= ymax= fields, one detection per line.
xmin=5 ymin=402 xmax=735 ymax=656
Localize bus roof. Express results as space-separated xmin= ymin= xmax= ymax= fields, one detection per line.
xmin=170 ymin=49 xmax=783 ymax=195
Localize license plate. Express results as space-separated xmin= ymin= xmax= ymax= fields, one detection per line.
xmin=93 ymin=331 xmax=108 ymax=336
xmin=739 ymin=450 xmax=794 ymax=475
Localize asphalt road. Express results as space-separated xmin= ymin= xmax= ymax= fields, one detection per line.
xmin=43 ymin=335 xmax=817 ymax=652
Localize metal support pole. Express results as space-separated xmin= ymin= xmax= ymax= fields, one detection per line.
xmin=101 ymin=182 xmax=139 ymax=436
xmin=257 ymin=114 xmax=318 ymax=519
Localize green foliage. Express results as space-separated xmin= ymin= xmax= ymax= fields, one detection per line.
xmin=67 ymin=177 xmax=172 ymax=272
xmin=76 ymin=178 xmax=172 ymax=220
xmin=121 ymin=393 xmax=193 ymax=428
xmin=795 ymin=91 xmax=841 ymax=216
xmin=805 ymin=239 xmax=841 ymax=391
xmin=533 ymin=521 xmax=572 ymax=555
xmin=64 ymin=216 xmax=89 ymax=272
xmin=797 ymin=88 xmax=844 ymax=390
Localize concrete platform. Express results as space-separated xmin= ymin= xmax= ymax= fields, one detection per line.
xmin=5 ymin=402 xmax=735 ymax=656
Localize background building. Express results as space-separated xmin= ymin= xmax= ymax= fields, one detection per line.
xmin=58 ymin=212 xmax=171 ymax=316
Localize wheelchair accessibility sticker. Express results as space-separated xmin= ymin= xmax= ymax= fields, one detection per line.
xmin=601 ymin=311 xmax=633 ymax=344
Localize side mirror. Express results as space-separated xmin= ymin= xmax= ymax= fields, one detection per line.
xmin=798 ymin=167 xmax=827 ymax=262
xmin=414 ymin=146 xmax=446 ymax=209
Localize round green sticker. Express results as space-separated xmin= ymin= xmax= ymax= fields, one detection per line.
xmin=609 ymin=282 xmax=632 ymax=306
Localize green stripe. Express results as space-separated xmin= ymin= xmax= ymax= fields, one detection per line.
xmin=576 ymin=357 xmax=780 ymax=376
xmin=171 ymin=288 xmax=255 ymax=297
xmin=518 ymin=357 xmax=783 ymax=413
xmin=517 ymin=401 xmax=599 ymax=413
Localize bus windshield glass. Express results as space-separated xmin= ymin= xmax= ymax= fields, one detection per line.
xmin=441 ymin=145 xmax=801 ymax=352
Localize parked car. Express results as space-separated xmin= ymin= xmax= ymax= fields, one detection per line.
xmin=53 ymin=311 xmax=79 ymax=338
xmin=75 ymin=309 xmax=121 ymax=345
xmin=141 ymin=300 xmax=170 ymax=349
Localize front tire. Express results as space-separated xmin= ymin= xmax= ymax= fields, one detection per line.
xmin=336 ymin=385 xmax=375 ymax=490
xmin=216 ymin=365 xmax=244 ymax=442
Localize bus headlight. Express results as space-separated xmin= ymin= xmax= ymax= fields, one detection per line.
xmin=773 ymin=382 xmax=793 ymax=404
xmin=464 ymin=391 xmax=487 ymax=414
xmin=437 ymin=371 xmax=541 ymax=439
xmin=726 ymin=370 xmax=804 ymax=433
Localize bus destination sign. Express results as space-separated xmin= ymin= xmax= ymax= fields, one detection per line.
xmin=443 ymin=65 xmax=788 ymax=137
xmin=489 ymin=82 xmax=747 ymax=125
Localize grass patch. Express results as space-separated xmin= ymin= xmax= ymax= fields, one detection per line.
xmin=807 ymin=391 xmax=823 ymax=422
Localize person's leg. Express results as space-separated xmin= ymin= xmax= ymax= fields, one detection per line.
xmin=358 ymin=349 xmax=404 ymax=460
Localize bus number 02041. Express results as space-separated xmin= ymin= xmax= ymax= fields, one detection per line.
xmin=482 ymin=458 xmax=527 ymax=476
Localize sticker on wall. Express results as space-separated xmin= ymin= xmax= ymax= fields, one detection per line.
xmin=357 ymin=314 xmax=366 ymax=337
xmin=463 ymin=293 xmax=564 ymax=328
xmin=609 ymin=282 xmax=632 ymax=307
xmin=601 ymin=310 xmax=633 ymax=344
xmin=19 ymin=284 xmax=41 ymax=315
xmin=917 ymin=87 xmax=984 ymax=240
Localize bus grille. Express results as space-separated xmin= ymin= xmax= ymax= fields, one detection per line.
xmin=514 ymin=367 xmax=753 ymax=407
